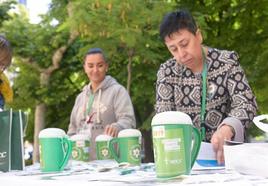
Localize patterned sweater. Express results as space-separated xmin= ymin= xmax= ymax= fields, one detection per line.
xmin=155 ymin=47 xmax=258 ymax=142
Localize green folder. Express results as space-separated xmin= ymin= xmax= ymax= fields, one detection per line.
xmin=0 ymin=109 xmax=27 ymax=172
xmin=0 ymin=110 xmax=12 ymax=172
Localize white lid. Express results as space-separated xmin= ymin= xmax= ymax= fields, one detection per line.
xmin=95 ymin=134 xmax=113 ymax=141
xmin=151 ymin=111 xmax=192 ymax=126
xmin=70 ymin=134 xmax=90 ymax=141
xmin=39 ymin=128 xmax=66 ymax=138
xmin=118 ymin=129 xmax=141 ymax=138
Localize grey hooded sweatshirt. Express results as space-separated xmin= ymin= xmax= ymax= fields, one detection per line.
xmin=67 ymin=75 xmax=136 ymax=160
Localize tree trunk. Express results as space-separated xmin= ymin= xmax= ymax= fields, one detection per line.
xmin=32 ymin=71 xmax=50 ymax=163
xmin=31 ymin=3 xmax=78 ymax=163
xmin=141 ymin=129 xmax=154 ymax=163
xmin=127 ymin=48 xmax=134 ymax=94
xmin=32 ymin=103 xmax=46 ymax=163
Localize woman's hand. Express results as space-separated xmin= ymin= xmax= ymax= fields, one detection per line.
xmin=104 ymin=125 xmax=119 ymax=137
xmin=211 ymin=124 xmax=234 ymax=164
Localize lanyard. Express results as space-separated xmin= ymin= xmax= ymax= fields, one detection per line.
xmin=201 ymin=48 xmax=207 ymax=141
xmin=86 ymin=94 xmax=95 ymax=116
xmin=79 ymin=92 xmax=94 ymax=133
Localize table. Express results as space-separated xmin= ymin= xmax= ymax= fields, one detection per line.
xmin=0 ymin=160 xmax=268 ymax=186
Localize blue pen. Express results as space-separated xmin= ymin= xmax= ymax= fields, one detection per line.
xmin=119 ymin=168 xmax=136 ymax=175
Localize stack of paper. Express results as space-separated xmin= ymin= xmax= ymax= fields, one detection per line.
xmin=224 ymin=142 xmax=268 ymax=177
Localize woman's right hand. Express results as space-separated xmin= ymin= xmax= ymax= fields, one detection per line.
xmin=104 ymin=124 xmax=119 ymax=137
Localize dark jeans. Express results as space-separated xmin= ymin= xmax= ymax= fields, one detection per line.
xmin=0 ymin=94 xmax=4 ymax=109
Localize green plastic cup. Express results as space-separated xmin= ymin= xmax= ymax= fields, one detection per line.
xmin=39 ymin=128 xmax=72 ymax=172
xmin=151 ymin=111 xmax=201 ymax=178
xmin=109 ymin=129 xmax=142 ymax=165
xmin=96 ymin=134 xmax=113 ymax=160
xmin=70 ymin=134 xmax=90 ymax=162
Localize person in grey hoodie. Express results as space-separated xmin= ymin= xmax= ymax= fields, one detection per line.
xmin=67 ymin=48 xmax=136 ymax=160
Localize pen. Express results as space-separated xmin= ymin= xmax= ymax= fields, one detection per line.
xmin=119 ymin=168 xmax=136 ymax=175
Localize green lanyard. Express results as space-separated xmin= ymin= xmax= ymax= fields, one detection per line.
xmin=86 ymin=94 xmax=95 ymax=116
xmin=201 ymin=48 xmax=207 ymax=141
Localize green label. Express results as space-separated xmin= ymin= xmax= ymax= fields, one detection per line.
xmin=71 ymin=140 xmax=90 ymax=162
xmin=152 ymin=124 xmax=192 ymax=178
xmin=96 ymin=141 xmax=112 ymax=160
xmin=130 ymin=144 xmax=141 ymax=161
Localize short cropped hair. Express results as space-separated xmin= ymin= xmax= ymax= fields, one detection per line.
xmin=84 ymin=48 xmax=108 ymax=63
xmin=159 ymin=9 xmax=198 ymax=41
xmin=0 ymin=35 xmax=12 ymax=68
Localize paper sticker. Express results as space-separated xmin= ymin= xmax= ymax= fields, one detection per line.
xmin=162 ymin=138 xmax=181 ymax=151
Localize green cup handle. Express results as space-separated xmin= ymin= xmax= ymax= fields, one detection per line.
xmin=109 ymin=138 xmax=120 ymax=163
xmin=191 ymin=127 xmax=201 ymax=168
xmin=59 ymin=137 xmax=72 ymax=171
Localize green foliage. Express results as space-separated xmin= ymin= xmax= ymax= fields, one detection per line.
xmin=0 ymin=3 xmax=77 ymax=140
xmin=0 ymin=0 xmax=16 ymax=27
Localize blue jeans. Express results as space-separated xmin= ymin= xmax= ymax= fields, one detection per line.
xmin=0 ymin=94 xmax=4 ymax=110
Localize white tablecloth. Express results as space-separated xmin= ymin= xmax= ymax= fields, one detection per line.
xmin=0 ymin=160 xmax=268 ymax=186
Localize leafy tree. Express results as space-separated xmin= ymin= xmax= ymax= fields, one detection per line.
xmin=1 ymin=1 xmax=78 ymax=162
xmin=0 ymin=0 xmax=15 ymax=26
